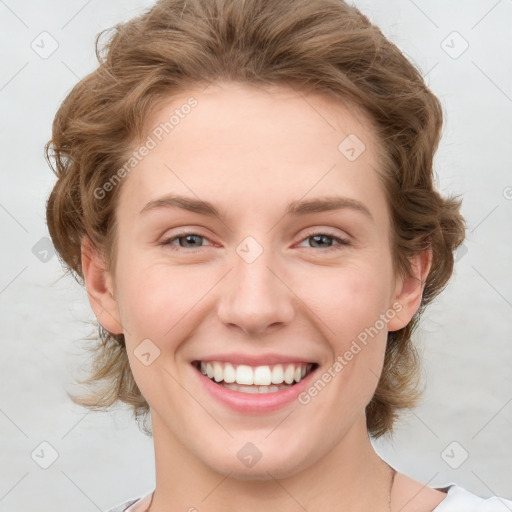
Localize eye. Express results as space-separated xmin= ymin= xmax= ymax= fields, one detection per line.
xmin=160 ymin=232 xmax=212 ymax=251
xmin=159 ymin=230 xmax=350 ymax=253
xmin=297 ymin=231 xmax=350 ymax=252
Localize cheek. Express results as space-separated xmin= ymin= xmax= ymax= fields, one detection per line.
xmin=114 ymin=254 xmax=218 ymax=353
xmin=304 ymin=263 xmax=392 ymax=402
xmin=114 ymin=260 xmax=202 ymax=407
xmin=114 ymin=228 xmax=395 ymax=338
xmin=307 ymin=262 xmax=393 ymax=343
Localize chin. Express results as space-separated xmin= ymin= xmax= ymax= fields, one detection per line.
xmin=209 ymin=461 xmax=306 ymax=481
xmin=200 ymin=442 xmax=313 ymax=481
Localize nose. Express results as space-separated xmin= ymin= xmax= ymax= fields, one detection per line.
xmin=216 ymin=244 xmax=295 ymax=337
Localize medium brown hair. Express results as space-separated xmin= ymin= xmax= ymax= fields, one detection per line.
xmin=45 ymin=0 xmax=465 ymax=437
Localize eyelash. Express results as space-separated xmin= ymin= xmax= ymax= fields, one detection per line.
xmin=159 ymin=230 xmax=350 ymax=253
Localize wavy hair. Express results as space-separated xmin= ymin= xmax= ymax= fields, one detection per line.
xmin=45 ymin=0 xmax=466 ymax=437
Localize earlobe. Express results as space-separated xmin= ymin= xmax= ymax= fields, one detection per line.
xmin=81 ymin=236 xmax=123 ymax=335
xmin=387 ymin=249 xmax=432 ymax=332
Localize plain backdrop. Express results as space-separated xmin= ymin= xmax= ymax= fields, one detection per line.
xmin=0 ymin=0 xmax=511 ymax=510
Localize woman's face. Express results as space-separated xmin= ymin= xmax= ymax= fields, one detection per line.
xmin=86 ymin=82 xmax=424 ymax=479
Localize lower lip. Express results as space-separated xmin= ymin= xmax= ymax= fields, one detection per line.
xmin=193 ymin=364 xmax=318 ymax=414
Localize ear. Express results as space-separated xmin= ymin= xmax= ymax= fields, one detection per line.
xmin=81 ymin=236 xmax=123 ymax=335
xmin=387 ymin=249 xmax=432 ymax=332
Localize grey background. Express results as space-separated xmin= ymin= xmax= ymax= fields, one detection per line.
xmin=0 ymin=0 xmax=511 ymax=510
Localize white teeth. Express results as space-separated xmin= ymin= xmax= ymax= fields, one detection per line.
xmin=254 ymin=366 xmax=272 ymax=386
xmin=213 ymin=362 xmax=223 ymax=382
xmin=220 ymin=382 xmax=291 ymax=393
xmin=271 ymin=364 xmax=284 ymax=384
xmin=197 ymin=361 xmax=313 ymax=389
xmin=223 ymin=363 xmax=236 ymax=383
xmin=221 ymin=383 xmax=238 ymax=391
xmin=284 ymin=364 xmax=295 ymax=384
xmin=240 ymin=385 xmax=259 ymax=394
xmin=236 ymin=365 xmax=254 ymax=385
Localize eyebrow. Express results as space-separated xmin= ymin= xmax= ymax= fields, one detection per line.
xmin=139 ymin=194 xmax=373 ymax=221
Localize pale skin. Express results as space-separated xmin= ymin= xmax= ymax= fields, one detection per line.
xmin=82 ymin=82 xmax=448 ymax=511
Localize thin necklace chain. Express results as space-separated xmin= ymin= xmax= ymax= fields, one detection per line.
xmin=146 ymin=464 xmax=397 ymax=512
xmin=387 ymin=462 xmax=397 ymax=512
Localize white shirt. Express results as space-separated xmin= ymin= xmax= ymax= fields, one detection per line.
xmin=105 ymin=485 xmax=512 ymax=512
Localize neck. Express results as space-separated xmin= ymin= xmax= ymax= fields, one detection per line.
xmin=148 ymin=411 xmax=393 ymax=512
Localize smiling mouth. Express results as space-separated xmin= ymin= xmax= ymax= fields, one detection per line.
xmin=192 ymin=360 xmax=318 ymax=394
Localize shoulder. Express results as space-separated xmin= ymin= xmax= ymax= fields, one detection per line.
xmin=105 ymin=498 xmax=141 ymax=512
xmin=433 ymin=485 xmax=512 ymax=511
xmin=392 ymin=472 xmax=512 ymax=512
xmin=105 ymin=493 xmax=150 ymax=512
xmin=105 ymin=489 xmax=154 ymax=511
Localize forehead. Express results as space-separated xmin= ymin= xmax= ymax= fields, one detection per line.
xmin=118 ymin=81 xmax=387 ymax=224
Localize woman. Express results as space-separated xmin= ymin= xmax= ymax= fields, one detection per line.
xmin=45 ymin=0 xmax=511 ymax=510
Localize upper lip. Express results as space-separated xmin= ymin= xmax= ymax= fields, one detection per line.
xmin=191 ymin=353 xmax=318 ymax=366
